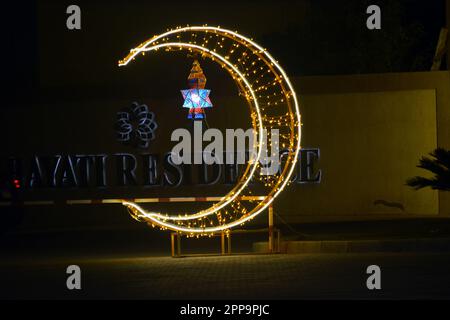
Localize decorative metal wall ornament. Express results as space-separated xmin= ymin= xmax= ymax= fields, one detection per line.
xmin=118 ymin=26 xmax=302 ymax=235
xmin=116 ymin=102 xmax=158 ymax=148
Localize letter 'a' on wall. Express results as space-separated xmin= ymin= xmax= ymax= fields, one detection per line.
xmin=118 ymin=26 xmax=302 ymax=235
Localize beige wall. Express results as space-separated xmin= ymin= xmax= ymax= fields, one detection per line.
xmin=278 ymin=89 xmax=438 ymax=222
xmin=289 ymin=71 xmax=450 ymax=221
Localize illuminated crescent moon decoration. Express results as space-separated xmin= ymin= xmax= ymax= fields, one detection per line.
xmin=119 ymin=26 xmax=301 ymax=235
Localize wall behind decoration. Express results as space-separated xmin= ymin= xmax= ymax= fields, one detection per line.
xmin=291 ymin=71 xmax=450 ymax=222
xmin=1 ymin=72 xmax=449 ymax=232
xmin=284 ymin=88 xmax=438 ymax=221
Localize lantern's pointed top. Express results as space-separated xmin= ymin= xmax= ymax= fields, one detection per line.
xmin=188 ymin=60 xmax=207 ymax=89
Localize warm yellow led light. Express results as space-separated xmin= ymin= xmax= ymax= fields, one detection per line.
xmin=119 ymin=26 xmax=301 ymax=234
xmin=126 ymin=41 xmax=263 ymax=222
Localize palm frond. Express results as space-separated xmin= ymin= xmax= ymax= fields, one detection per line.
xmin=407 ymin=148 xmax=450 ymax=191
xmin=406 ymin=176 xmax=450 ymax=191
xmin=417 ymin=157 xmax=448 ymax=177
xmin=432 ymin=148 xmax=450 ymax=168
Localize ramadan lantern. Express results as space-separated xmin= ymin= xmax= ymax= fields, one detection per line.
xmin=181 ymin=60 xmax=213 ymax=119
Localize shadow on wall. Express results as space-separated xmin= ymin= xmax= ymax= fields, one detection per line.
xmin=373 ymin=200 xmax=405 ymax=212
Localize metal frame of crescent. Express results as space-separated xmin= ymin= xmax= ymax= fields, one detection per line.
xmin=118 ymin=26 xmax=301 ymax=234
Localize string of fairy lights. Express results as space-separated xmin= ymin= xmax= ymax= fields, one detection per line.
xmin=119 ymin=26 xmax=301 ymax=237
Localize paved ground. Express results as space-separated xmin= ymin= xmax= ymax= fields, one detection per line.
xmin=1 ymin=253 xmax=450 ymax=299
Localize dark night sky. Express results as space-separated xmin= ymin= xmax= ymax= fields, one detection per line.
xmin=1 ymin=0 xmax=447 ymax=107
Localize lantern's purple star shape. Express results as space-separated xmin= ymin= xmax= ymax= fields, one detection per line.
xmin=180 ymin=89 xmax=212 ymax=119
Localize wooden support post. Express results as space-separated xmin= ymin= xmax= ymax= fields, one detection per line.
xmin=171 ymin=233 xmax=175 ymax=257
xmin=227 ymin=232 xmax=232 ymax=254
xmin=221 ymin=232 xmax=226 ymax=255
xmin=176 ymin=232 xmax=181 ymax=256
xmin=268 ymin=203 xmax=274 ymax=253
